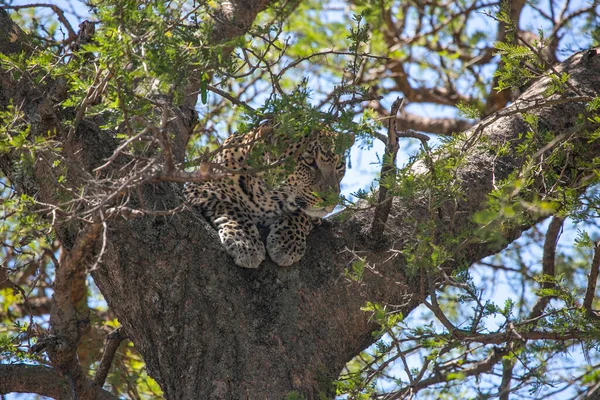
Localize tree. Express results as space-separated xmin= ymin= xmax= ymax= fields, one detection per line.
xmin=1 ymin=0 xmax=600 ymax=399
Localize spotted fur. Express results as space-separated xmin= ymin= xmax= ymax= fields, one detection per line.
xmin=184 ymin=124 xmax=351 ymax=268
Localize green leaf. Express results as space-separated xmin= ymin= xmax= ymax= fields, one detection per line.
xmin=200 ymin=74 xmax=208 ymax=105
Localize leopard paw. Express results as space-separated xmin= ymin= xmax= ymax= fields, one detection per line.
xmin=221 ymin=236 xmax=266 ymax=269
xmin=266 ymin=234 xmax=306 ymax=267
xmin=215 ymin=216 xmax=265 ymax=269
xmin=265 ymin=212 xmax=313 ymax=266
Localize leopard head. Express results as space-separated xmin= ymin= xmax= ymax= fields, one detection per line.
xmin=284 ymin=131 xmax=354 ymax=218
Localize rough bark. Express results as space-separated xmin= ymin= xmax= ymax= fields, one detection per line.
xmin=0 ymin=365 xmax=68 ymax=398
xmin=0 ymin=364 xmax=116 ymax=400
xmin=2 ymin=5 xmax=600 ymax=400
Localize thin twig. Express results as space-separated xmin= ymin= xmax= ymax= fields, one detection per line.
xmin=93 ymin=128 xmax=152 ymax=172
xmin=391 ymin=347 xmax=509 ymax=399
xmin=205 ymin=84 xmax=256 ymax=112
xmin=277 ymin=49 xmax=389 ymax=79
xmin=5 ymin=3 xmax=77 ymax=41
xmin=514 ymin=31 xmax=582 ymax=97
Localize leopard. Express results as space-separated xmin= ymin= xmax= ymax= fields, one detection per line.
xmin=183 ymin=123 xmax=353 ymax=268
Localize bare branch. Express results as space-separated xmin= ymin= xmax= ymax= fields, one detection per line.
xmin=371 ymin=101 xmax=474 ymax=135
xmin=530 ymin=216 xmax=564 ymax=319
xmin=398 ymin=112 xmax=474 ymax=136
xmin=396 ymin=129 xmax=431 ymax=142
xmin=583 ymin=242 xmax=600 ymax=315
xmin=0 ymin=364 xmax=117 ymax=400
xmin=391 ymin=347 xmax=510 ymax=399
xmin=499 ymin=355 xmax=515 ymax=400
xmin=4 ymin=3 xmax=77 ymax=42
xmin=277 ymin=49 xmax=389 ymax=79
xmin=93 ymin=327 xmax=127 ymax=387
xmin=370 ymin=97 xmax=403 ymax=239
xmin=387 ymin=59 xmax=474 ymax=107
xmin=205 ymin=84 xmax=256 ymax=112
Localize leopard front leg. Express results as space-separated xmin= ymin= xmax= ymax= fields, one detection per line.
xmin=266 ymin=211 xmax=315 ymax=266
xmin=210 ymin=204 xmax=266 ymax=269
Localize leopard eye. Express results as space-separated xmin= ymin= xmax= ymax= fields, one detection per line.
xmin=303 ymin=156 xmax=317 ymax=167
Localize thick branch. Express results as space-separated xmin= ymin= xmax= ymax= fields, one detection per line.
xmin=0 ymin=364 xmax=117 ymax=400
xmin=0 ymin=8 xmax=29 ymax=54
xmin=583 ymin=242 xmax=600 ymax=313
xmin=48 ymin=223 xmax=101 ymax=370
xmin=397 ymin=111 xmax=474 ymax=135
xmin=371 ymin=101 xmax=474 ymax=135
xmin=0 ymin=365 xmax=67 ymax=398
xmin=499 ymin=356 xmax=515 ymax=400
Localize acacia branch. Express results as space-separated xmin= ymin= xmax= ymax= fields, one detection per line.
xmin=499 ymin=355 xmax=515 ymax=400
xmin=392 ymin=347 xmax=510 ymax=398
xmin=583 ymin=242 xmax=600 ymax=315
xmin=370 ymin=97 xmax=403 ymax=238
xmin=94 ymin=327 xmax=127 ymax=387
xmin=4 ymin=4 xmax=77 ymax=42
xmin=530 ymin=216 xmax=564 ymax=319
